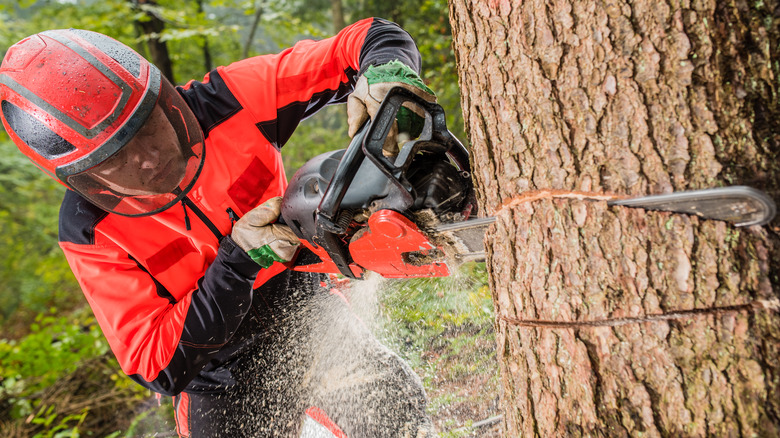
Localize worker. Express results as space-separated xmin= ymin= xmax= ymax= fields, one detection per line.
xmin=0 ymin=18 xmax=436 ymax=437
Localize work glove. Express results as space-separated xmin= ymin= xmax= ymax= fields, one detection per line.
xmin=231 ymin=197 xmax=300 ymax=268
xmin=347 ymin=60 xmax=436 ymax=156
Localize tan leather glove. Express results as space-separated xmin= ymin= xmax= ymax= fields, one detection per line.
xmin=347 ymin=60 xmax=436 ymax=156
xmin=231 ymin=197 xmax=300 ymax=268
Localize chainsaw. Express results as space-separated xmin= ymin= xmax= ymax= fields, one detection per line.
xmin=280 ymin=87 xmax=776 ymax=279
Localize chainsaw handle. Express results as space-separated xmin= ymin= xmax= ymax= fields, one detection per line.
xmin=317 ymin=88 xmax=462 ymax=228
xmin=363 ymin=88 xmax=455 ymax=168
xmin=316 ymin=122 xmax=369 ymax=228
xmin=361 ymin=87 xmax=470 ymax=209
xmin=310 ymin=88 xmax=472 ymax=279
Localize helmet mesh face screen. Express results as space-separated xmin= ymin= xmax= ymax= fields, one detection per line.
xmin=1 ymin=100 xmax=76 ymax=159
xmin=65 ymin=80 xmax=204 ymax=217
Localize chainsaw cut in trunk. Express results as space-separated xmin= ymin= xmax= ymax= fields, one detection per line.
xmin=450 ymin=0 xmax=780 ymax=435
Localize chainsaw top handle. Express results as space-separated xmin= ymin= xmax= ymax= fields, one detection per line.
xmin=318 ymin=86 xmax=469 ymax=226
xmin=313 ymin=86 xmax=471 ymax=278
xmin=362 ymin=87 xmax=470 ymax=184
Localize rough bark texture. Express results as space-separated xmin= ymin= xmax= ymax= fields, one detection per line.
xmin=449 ymin=0 xmax=780 ymax=436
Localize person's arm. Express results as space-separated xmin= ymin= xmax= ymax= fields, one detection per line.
xmin=60 ymin=235 xmax=259 ymax=395
xmin=59 ymin=192 xmax=261 ymax=395
xmin=214 ymin=17 xmax=423 ymax=149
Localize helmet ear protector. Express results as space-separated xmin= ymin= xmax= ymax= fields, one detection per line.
xmin=0 ymin=29 xmax=205 ymax=216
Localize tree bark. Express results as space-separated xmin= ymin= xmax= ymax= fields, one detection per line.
xmin=449 ymin=0 xmax=780 ymax=436
xmin=132 ymin=0 xmax=174 ymax=83
xmin=196 ymin=0 xmax=212 ymax=73
xmin=332 ymin=0 xmax=345 ymax=34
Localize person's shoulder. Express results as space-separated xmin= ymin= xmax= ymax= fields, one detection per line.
xmin=178 ymin=69 xmax=242 ymax=137
xmin=59 ymin=189 xmax=108 ymax=245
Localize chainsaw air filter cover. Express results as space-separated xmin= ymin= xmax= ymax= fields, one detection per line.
xmin=281 ymin=148 xmax=393 ymax=241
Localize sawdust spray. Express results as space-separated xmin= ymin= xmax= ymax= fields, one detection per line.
xmin=228 ymin=271 xmax=436 ymax=437
xmin=135 ymin=266 xmax=488 ymax=437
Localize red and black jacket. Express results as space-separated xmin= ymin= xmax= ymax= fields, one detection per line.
xmin=57 ymin=18 xmax=423 ymax=396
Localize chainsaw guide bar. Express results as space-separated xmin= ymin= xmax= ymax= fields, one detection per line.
xmin=421 ymin=186 xmax=776 ymax=265
xmin=608 ymin=186 xmax=776 ymax=227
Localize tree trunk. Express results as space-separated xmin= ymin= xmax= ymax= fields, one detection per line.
xmin=243 ymin=1 xmax=264 ymax=60
xmin=449 ymin=0 xmax=780 ymax=436
xmin=332 ymin=0 xmax=345 ymax=34
xmin=196 ymin=0 xmax=212 ymax=73
xmin=132 ymin=0 xmax=174 ymax=83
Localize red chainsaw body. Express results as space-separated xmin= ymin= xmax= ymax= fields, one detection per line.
xmin=349 ymin=210 xmax=449 ymax=278
xmin=289 ymin=210 xmax=450 ymax=279
xmin=291 ymin=240 xmax=364 ymax=277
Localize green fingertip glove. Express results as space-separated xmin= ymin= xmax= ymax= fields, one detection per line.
xmin=231 ymin=197 xmax=300 ymax=269
xmin=246 ymin=244 xmax=287 ymax=269
xmin=361 ymin=60 xmax=435 ymax=95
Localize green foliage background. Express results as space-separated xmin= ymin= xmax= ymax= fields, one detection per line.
xmin=0 ymin=1 xmax=491 ymax=436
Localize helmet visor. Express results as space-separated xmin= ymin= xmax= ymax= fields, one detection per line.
xmin=66 ymin=80 xmax=204 ymax=216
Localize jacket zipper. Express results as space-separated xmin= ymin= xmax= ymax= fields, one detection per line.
xmin=181 ymin=200 xmax=192 ymax=231
xmin=182 ymin=196 xmax=224 ymax=241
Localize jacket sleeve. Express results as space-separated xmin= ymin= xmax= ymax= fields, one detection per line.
xmin=216 ymin=17 xmax=422 ymax=149
xmin=60 ymin=234 xmax=260 ymax=396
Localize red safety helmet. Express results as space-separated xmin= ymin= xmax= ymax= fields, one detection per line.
xmin=0 ymin=29 xmax=204 ymax=216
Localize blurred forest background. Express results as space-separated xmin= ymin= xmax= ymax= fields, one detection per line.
xmin=0 ymin=0 xmax=499 ymax=436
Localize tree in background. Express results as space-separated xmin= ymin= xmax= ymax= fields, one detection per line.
xmin=450 ymin=0 xmax=780 ymax=435
xmin=131 ymin=0 xmax=174 ymax=82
